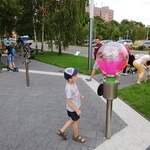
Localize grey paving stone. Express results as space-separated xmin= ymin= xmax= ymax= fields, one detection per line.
xmin=0 ymin=56 xmax=127 ymax=150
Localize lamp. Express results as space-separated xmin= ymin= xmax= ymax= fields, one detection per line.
xmin=96 ymin=42 xmax=128 ymax=139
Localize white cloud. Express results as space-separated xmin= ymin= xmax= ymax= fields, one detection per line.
xmin=93 ymin=0 xmax=150 ymax=26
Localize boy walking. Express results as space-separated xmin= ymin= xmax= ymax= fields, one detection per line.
xmin=57 ymin=67 xmax=86 ymax=143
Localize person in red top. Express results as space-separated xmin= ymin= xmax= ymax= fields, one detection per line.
xmin=86 ymin=37 xmax=103 ymax=81
xmin=121 ymin=41 xmax=132 ymax=76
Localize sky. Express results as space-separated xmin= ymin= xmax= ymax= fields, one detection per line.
xmin=94 ymin=0 xmax=150 ymax=26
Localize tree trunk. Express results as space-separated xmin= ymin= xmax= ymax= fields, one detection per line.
xmin=41 ymin=0 xmax=45 ymax=53
xmin=41 ymin=22 xmax=44 ymax=53
xmin=58 ymin=42 xmax=61 ymax=55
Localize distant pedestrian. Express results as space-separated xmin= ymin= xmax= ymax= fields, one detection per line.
xmin=57 ymin=67 xmax=86 ymax=143
xmin=121 ymin=42 xmax=132 ymax=76
xmin=133 ymin=51 xmax=150 ymax=84
xmin=4 ymin=40 xmax=19 ymax=72
xmin=86 ymin=37 xmax=103 ymax=81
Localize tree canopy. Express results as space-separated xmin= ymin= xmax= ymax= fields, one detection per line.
xmin=0 ymin=0 xmax=149 ymax=51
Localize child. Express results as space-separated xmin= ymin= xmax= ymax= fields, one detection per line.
xmin=4 ymin=40 xmax=19 ymax=72
xmin=144 ymin=65 xmax=150 ymax=82
xmin=57 ymin=67 xmax=86 ymax=143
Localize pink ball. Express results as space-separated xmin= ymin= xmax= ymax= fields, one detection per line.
xmin=96 ymin=42 xmax=128 ymax=76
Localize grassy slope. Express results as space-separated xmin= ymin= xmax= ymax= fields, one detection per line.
xmin=118 ymin=81 xmax=150 ymax=120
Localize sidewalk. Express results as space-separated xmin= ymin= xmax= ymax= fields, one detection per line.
xmin=0 ymin=55 xmax=150 ymax=150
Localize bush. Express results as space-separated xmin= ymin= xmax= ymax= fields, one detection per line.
xmin=134 ymin=45 xmax=150 ymax=51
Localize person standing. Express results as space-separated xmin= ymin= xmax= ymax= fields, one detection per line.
xmin=133 ymin=51 xmax=150 ymax=84
xmin=86 ymin=37 xmax=103 ymax=81
xmin=4 ymin=40 xmax=18 ymax=72
xmin=121 ymin=42 xmax=132 ymax=76
xmin=57 ymin=67 xmax=86 ymax=143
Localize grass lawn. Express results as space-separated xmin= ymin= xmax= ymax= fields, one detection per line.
xmin=118 ymin=82 xmax=150 ymax=120
xmin=34 ymin=51 xmax=150 ymax=120
xmin=0 ymin=62 xmax=6 ymax=69
xmin=34 ymin=51 xmax=101 ymax=75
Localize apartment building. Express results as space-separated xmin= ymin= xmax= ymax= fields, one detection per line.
xmin=86 ymin=6 xmax=114 ymax=22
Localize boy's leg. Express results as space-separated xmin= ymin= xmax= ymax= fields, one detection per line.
xmin=57 ymin=119 xmax=73 ymax=139
xmin=72 ymin=120 xmax=86 ymax=143
xmin=73 ymin=120 xmax=79 ymax=137
xmin=60 ymin=119 xmax=73 ymax=133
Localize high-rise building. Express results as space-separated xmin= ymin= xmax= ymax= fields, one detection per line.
xmin=86 ymin=6 xmax=114 ymax=22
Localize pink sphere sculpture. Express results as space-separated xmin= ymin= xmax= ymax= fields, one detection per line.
xmin=96 ymin=42 xmax=128 ymax=76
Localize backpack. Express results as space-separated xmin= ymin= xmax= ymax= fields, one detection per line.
xmin=10 ymin=47 xmax=16 ymax=55
xmin=97 ymin=84 xmax=103 ymax=96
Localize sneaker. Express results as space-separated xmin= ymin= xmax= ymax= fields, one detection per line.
xmin=12 ymin=68 xmax=19 ymax=72
xmin=8 ymin=68 xmax=13 ymax=72
xmin=7 ymin=67 xmax=10 ymax=71
xmin=85 ymin=78 xmax=92 ymax=82
xmin=14 ymin=68 xmax=19 ymax=72
xmin=121 ymin=73 xmax=127 ymax=76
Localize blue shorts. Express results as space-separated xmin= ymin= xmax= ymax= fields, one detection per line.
xmin=93 ymin=61 xmax=99 ymax=70
xmin=67 ymin=110 xmax=80 ymax=121
xmin=7 ymin=54 xmax=14 ymax=64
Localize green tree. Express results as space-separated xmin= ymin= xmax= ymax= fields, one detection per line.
xmin=44 ymin=0 xmax=88 ymax=55
xmin=111 ymin=27 xmax=121 ymax=41
xmin=15 ymin=0 xmax=33 ymax=37
xmin=0 ymin=0 xmax=19 ymax=37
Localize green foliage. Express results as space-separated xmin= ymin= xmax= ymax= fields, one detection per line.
xmin=118 ymin=81 xmax=150 ymax=120
xmin=0 ymin=0 xmax=149 ymax=46
xmin=111 ymin=27 xmax=121 ymax=41
xmin=44 ymin=0 xmax=89 ymax=54
xmin=0 ymin=0 xmax=20 ymax=36
xmin=15 ymin=0 xmax=33 ymax=37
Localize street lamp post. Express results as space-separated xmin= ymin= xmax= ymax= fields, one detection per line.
xmin=146 ymin=25 xmax=149 ymax=40
xmin=88 ymin=0 xmax=94 ymax=71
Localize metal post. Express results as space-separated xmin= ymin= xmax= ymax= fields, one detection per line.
xmin=103 ymin=77 xmax=118 ymax=139
xmin=23 ymin=59 xmax=31 ymax=87
xmin=88 ymin=0 xmax=94 ymax=71
xmin=27 ymin=43 xmax=30 ymax=59
xmin=21 ymin=46 xmax=24 ymax=60
xmin=22 ymin=41 xmax=31 ymax=87
xmin=106 ymin=99 xmax=113 ymax=139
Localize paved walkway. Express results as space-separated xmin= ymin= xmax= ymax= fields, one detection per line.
xmin=0 ymin=55 xmax=150 ymax=150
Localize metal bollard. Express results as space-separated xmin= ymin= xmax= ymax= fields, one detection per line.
xmin=21 ymin=46 xmax=24 ymax=60
xmin=106 ymin=99 xmax=113 ymax=139
xmin=103 ymin=77 xmax=118 ymax=139
xmin=23 ymin=59 xmax=31 ymax=87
